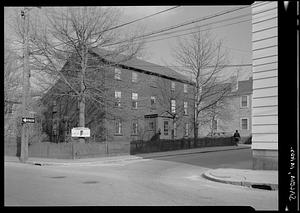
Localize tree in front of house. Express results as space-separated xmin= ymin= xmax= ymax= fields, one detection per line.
xmin=8 ymin=7 xmax=145 ymax=143
xmin=173 ymin=29 xmax=232 ymax=144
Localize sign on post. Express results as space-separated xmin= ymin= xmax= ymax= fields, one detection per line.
xmin=22 ymin=117 xmax=35 ymax=124
xmin=71 ymin=127 xmax=90 ymax=137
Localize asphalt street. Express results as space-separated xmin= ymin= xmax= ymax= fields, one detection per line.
xmin=4 ymin=148 xmax=278 ymax=209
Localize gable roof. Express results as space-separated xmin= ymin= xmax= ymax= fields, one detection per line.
xmin=90 ymin=48 xmax=192 ymax=84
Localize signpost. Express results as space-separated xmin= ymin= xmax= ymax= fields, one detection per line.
xmin=22 ymin=117 xmax=35 ymax=124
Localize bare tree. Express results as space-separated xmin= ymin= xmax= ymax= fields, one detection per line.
xmin=8 ymin=7 xmax=145 ymax=143
xmin=173 ymin=29 xmax=232 ymax=143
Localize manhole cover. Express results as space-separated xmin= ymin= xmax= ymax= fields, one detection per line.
xmin=82 ymin=181 xmax=99 ymax=184
xmin=50 ymin=176 xmax=67 ymax=179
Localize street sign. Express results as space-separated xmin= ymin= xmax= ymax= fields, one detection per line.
xmin=71 ymin=127 xmax=90 ymax=137
xmin=22 ymin=117 xmax=35 ymax=123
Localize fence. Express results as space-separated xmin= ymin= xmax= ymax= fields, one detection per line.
xmin=130 ymin=136 xmax=236 ymax=155
xmin=4 ymin=139 xmax=130 ymax=159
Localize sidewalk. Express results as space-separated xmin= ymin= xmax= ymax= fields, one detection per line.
xmin=203 ymin=168 xmax=278 ymax=190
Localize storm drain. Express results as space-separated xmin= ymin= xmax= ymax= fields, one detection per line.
xmin=50 ymin=176 xmax=67 ymax=179
xmin=251 ymin=184 xmax=272 ymax=190
xmin=82 ymin=181 xmax=99 ymax=184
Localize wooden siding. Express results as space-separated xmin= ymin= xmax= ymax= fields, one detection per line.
xmin=251 ymin=1 xmax=278 ymax=151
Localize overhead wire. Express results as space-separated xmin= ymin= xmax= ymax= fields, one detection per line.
xmin=103 ymin=5 xmax=250 ymax=47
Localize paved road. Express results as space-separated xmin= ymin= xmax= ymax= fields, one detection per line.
xmin=4 ymin=149 xmax=277 ymax=209
xmin=138 ymin=148 xmax=253 ymax=169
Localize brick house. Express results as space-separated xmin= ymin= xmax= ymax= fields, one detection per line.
xmin=199 ymin=77 xmax=253 ymax=142
xmin=41 ymin=48 xmax=195 ymax=147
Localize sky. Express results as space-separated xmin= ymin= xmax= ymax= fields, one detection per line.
xmin=4 ymin=5 xmax=252 ymax=81
xmin=118 ymin=6 xmax=252 ymax=80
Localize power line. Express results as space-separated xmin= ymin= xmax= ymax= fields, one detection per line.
xmin=104 ymin=6 xmax=181 ymax=32
xmin=103 ymin=5 xmax=250 ymax=47
xmin=107 ymin=10 xmax=276 ymax=48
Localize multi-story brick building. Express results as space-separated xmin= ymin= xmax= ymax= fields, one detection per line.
xmin=199 ymin=77 xmax=253 ymax=142
xmin=41 ymin=48 xmax=195 ymax=148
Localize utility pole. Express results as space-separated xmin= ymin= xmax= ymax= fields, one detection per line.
xmin=20 ymin=7 xmax=30 ymax=163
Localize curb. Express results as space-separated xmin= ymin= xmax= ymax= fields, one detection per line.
xmin=6 ymin=156 xmax=144 ymax=167
xmin=202 ymin=170 xmax=278 ymax=191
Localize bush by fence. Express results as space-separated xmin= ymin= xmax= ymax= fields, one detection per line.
xmin=130 ymin=136 xmax=236 ymax=155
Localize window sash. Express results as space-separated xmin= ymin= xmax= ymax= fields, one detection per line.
xmin=132 ymin=120 xmax=138 ymax=135
xmin=184 ymin=101 xmax=188 ymax=115
xmin=241 ymin=119 xmax=248 ymax=130
xmin=171 ymin=82 xmax=175 ymax=91
xmin=171 ymin=99 xmax=176 ymax=113
xmin=185 ymin=123 xmax=189 ymax=136
xmin=183 ymin=84 xmax=187 ymax=93
xmin=132 ymin=72 xmax=138 ymax=82
xmin=114 ymin=68 xmax=121 ymax=80
xmin=212 ymin=119 xmax=218 ymax=131
xmin=164 ymin=121 xmax=169 ymax=135
xmin=132 ymin=92 xmax=138 ymax=100
xmin=241 ymin=95 xmax=248 ymax=107
xmin=115 ymin=120 xmax=122 ymax=134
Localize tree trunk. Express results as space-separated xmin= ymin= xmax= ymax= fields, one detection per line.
xmin=79 ymin=47 xmax=86 ymax=144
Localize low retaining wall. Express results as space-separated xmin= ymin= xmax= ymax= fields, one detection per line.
xmin=130 ymin=137 xmax=236 ymax=155
xmin=5 ymin=140 xmax=130 ymax=159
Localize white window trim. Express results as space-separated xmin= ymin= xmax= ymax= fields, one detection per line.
xmin=240 ymin=95 xmax=249 ymax=108
xmin=240 ymin=117 xmax=249 ymax=130
xmin=173 ymin=122 xmax=177 ymax=137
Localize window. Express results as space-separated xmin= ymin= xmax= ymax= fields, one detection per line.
xmin=185 ymin=123 xmax=189 ymax=136
xmin=132 ymin=92 xmax=138 ymax=109
xmin=150 ymin=75 xmax=157 ymax=87
xmin=183 ymin=84 xmax=188 ymax=93
xmin=150 ymin=96 xmax=156 ymax=108
xmin=164 ymin=121 xmax=169 ymax=135
xmin=183 ymin=101 xmax=188 ymax=115
xmin=212 ymin=119 xmax=218 ymax=131
xmin=171 ymin=81 xmax=175 ymax=91
xmin=5 ymin=103 xmax=13 ymax=114
xmin=132 ymin=72 xmax=138 ymax=83
xmin=149 ymin=121 xmax=155 ymax=130
xmin=173 ymin=122 xmax=177 ymax=137
xmin=115 ymin=119 xmax=122 ymax=134
xmin=241 ymin=95 xmax=248 ymax=108
xmin=241 ymin=118 xmax=248 ymax=130
xmin=114 ymin=68 xmax=121 ymax=80
xmin=132 ymin=120 xmax=138 ymax=135
xmin=171 ymin=99 xmax=176 ymax=113
xmin=115 ymin=91 xmax=121 ymax=107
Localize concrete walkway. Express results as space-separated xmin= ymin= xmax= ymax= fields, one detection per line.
xmin=5 ymin=144 xmax=278 ymax=190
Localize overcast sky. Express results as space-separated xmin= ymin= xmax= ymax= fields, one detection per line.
xmin=5 ymin=5 xmax=252 ymax=80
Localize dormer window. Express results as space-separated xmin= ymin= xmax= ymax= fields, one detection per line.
xmin=171 ymin=81 xmax=175 ymax=91
xmin=183 ymin=84 xmax=188 ymax=93
xmin=132 ymin=72 xmax=138 ymax=83
xmin=114 ymin=68 xmax=121 ymax=80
